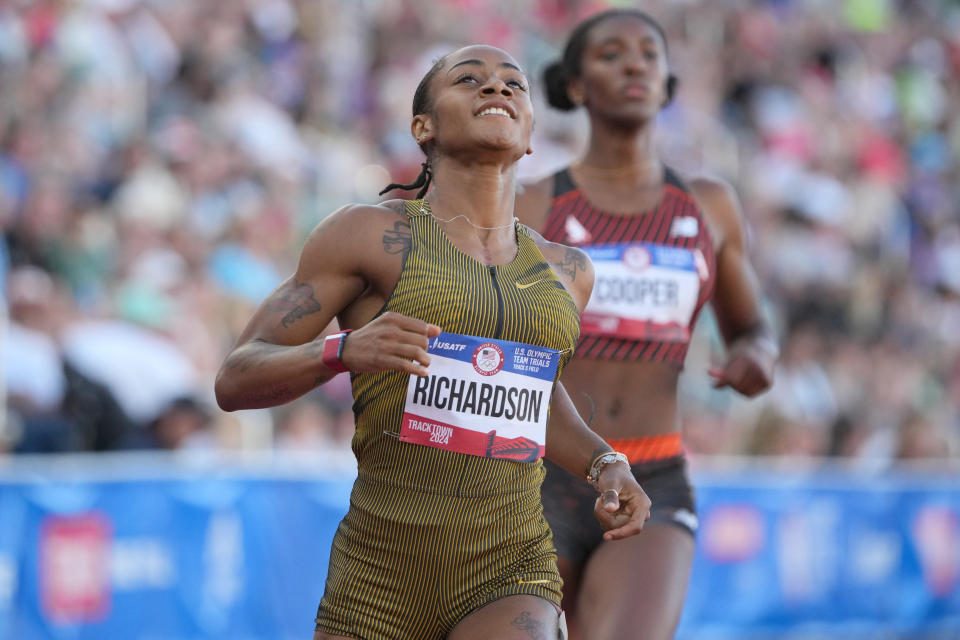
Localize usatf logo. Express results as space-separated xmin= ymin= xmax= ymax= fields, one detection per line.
xmin=472 ymin=343 xmax=504 ymax=376
xmin=623 ymin=246 xmax=651 ymax=272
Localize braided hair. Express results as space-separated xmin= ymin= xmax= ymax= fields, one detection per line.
xmin=543 ymin=9 xmax=677 ymax=111
xmin=379 ymin=161 xmax=433 ymax=199
xmin=379 ymin=55 xmax=448 ymax=199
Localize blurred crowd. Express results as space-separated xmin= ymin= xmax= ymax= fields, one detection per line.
xmin=1 ymin=0 xmax=957 ymax=467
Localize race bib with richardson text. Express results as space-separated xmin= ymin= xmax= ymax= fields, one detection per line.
xmin=400 ymin=332 xmax=560 ymax=462
xmin=581 ymin=242 xmax=707 ymax=343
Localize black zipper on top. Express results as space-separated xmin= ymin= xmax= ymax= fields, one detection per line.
xmin=488 ymin=266 xmax=504 ymax=339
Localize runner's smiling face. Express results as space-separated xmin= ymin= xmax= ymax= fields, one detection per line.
xmin=413 ymin=45 xmax=534 ymax=162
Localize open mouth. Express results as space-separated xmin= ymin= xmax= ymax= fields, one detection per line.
xmin=476 ymin=106 xmax=514 ymax=118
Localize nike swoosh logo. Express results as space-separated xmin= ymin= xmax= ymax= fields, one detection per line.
xmin=517 ymin=578 xmax=553 ymax=585
xmin=515 ymin=278 xmax=549 ymax=290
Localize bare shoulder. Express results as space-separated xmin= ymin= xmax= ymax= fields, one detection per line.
xmin=298 ymin=200 xmax=412 ymax=275
xmin=303 ymin=199 xmax=407 ymax=246
xmin=514 ymin=173 xmax=556 ymax=231
xmin=525 ymin=226 xmax=594 ymax=311
xmin=683 ymin=173 xmax=742 ymax=220
xmin=680 ymin=171 xmax=746 ymax=246
xmin=311 ymin=199 xmax=406 ymax=233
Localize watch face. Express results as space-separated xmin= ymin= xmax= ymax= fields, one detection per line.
xmin=590 ymin=452 xmax=626 ymax=485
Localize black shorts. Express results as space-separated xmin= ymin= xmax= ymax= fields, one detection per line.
xmin=541 ymin=456 xmax=697 ymax=568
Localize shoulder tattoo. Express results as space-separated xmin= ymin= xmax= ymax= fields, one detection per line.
xmin=552 ymin=247 xmax=588 ymax=282
xmin=382 ymin=219 xmax=411 ymax=257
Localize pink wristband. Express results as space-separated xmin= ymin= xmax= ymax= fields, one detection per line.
xmin=322 ymin=330 xmax=353 ymax=374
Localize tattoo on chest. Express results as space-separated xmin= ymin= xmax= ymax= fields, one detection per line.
xmin=552 ymin=248 xmax=587 ymax=281
xmin=511 ymin=611 xmax=547 ymax=639
xmin=383 ymin=220 xmax=411 ymax=257
xmin=271 ymin=282 xmax=323 ymax=328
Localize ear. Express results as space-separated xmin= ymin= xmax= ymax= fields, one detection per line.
xmin=663 ymin=75 xmax=678 ymax=107
xmin=567 ymin=77 xmax=585 ymax=107
xmin=411 ymin=114 xmax=434 ymax=146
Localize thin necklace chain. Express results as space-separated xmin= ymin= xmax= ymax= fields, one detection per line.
xmin=418 ymin=199 xmax=517 ymax=231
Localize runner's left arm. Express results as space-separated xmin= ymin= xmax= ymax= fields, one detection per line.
xmin=537 ymin=236 xmax=650 ymax=538
xmin=545 ymin=383 xmax=651 ymax=540
xmin=691 ymin=176 xmax=778 ymax=397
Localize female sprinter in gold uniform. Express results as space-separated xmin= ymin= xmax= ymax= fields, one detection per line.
xmin=516 ymin=10 xmax=778 ymax=640
xmin=216 ymin=45 xmax=652 ymax=640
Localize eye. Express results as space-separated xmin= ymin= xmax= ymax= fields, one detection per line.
xmin=643 ymin=49 xmax=659 ymax=61
xmin=455 ymin=73 xmax=479 ymax=84
xmin=598 ymin=49 xmax=620 ymax=61
xmin=507 ymin=78 xmax=528 ymax=91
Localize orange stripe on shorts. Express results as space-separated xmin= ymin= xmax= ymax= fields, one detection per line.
xmin=606 ymin=433 xmax=684 ymax=464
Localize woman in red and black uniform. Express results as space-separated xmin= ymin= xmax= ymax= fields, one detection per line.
xmin=516 ymin=10 xmax=778 ymax=640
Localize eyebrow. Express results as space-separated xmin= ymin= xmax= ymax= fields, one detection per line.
xmin=596 ymin=35 xmax=660 ymax=47
xmin=448 ymin=59 xmax=524 ymax=74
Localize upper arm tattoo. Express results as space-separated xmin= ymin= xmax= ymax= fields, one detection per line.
xmin=552 ymin=247 xmax=588 ymax=281
xmin=269 ymin=281 xmax=323 ymax=328
xmin=382 ymin=219 xmax=411 ymax=258
xmin=511 ymin=611 xmax=549 ymax=639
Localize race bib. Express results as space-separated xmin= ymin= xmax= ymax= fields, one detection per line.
xmin=581 ymin=243 xmax=707 ymax=342
xmin=400 ymin=332 xmax=561 ymax=462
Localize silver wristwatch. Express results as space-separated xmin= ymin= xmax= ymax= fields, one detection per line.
xmin=587 ymin=451 xmax=630 ymax=489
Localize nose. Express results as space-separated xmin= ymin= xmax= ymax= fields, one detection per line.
xmin=623 ymin=52 xmax=647 ymax=76
xmin=481 ymin=77 xmax=513 ymax=97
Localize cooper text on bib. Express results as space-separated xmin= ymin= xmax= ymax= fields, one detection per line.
xmin=581 ymin=242 xmax=707 ymax=342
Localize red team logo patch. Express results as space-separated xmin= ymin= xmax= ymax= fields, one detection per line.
xmin=472 ymin=343 xmax=504 ymax=376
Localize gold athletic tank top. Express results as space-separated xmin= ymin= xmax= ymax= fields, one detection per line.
xmin=349 ymin=199 xmax=581 ymax=495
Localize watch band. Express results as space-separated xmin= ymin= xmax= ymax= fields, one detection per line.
xmin=587 ymin=451 xmax=629 ymax=489
xmin=322 ymin=330 xmax=353 ymax=374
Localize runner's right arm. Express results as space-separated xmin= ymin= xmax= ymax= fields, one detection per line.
xmin=215 ymin=204 xmax=439 ymax=411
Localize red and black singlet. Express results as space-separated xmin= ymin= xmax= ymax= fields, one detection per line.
xmin=541 ymin=167 xmax=716 ymax=367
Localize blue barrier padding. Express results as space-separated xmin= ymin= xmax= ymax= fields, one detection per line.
xmin=0 ymin=456 xmax=957 ymax=639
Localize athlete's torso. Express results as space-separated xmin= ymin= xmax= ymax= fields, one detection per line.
xmin=542 ymin=167 xmax=716 ymax=365
xmin=350 ymin=199 xmax=581 ymax=493
xmin=539 ymin=167 xmax=717 ymax=437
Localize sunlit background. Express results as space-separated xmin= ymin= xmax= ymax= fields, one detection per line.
xmin=1 ymin=0 xmax=958 ymax=638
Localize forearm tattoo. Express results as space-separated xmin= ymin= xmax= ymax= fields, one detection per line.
xmin=553 ymin=248 xmax=588 ymax=281
xmin=270 ymin=281 xmax=323 ymax=328
xmin=227 ymin=345 xmax=280 ymax=372
xmin=382 ymin=220 xmax=411 ymax=257
xmin=240 ymin=384 xmax=292 ymax=406
xmin=512 ymin=611 xmax=548 ymax=639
